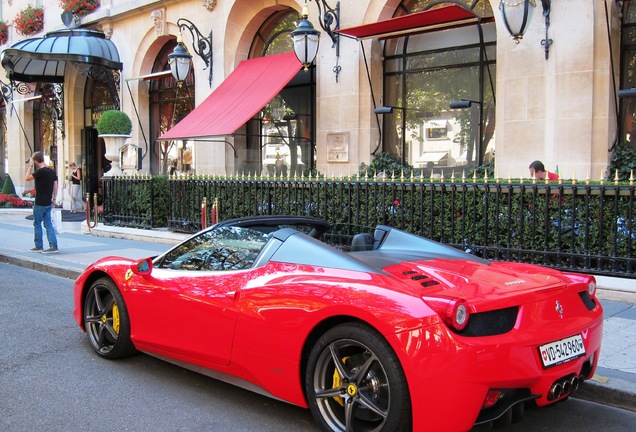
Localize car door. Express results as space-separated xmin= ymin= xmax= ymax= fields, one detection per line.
xmin=127 ymin=226 xmax=270 ymax=367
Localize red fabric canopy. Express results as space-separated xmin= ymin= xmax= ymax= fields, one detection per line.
xmin=160 ymin=52 xmax=302 ymax=140
xmin=337 ymin=4 xmax=478 ymax=40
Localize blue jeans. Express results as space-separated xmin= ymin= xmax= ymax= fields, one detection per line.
xmin=33 ymin=204 xmax=57 ymax=249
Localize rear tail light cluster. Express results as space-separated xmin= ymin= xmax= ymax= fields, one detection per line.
xmin=423 ymin=296 xmax=471 ymax=332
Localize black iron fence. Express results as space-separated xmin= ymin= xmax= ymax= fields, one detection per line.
xmin=101 ymin=174 xmax=636 ymax=278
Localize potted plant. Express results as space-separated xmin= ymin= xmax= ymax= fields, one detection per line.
xmin=13 ymin=5 xmax=44 ymax=36
xmin=0 ymin=21 xmax=8 ymax=45
xmin=97 ymin=110 xmax=133 ymax=176
xmin=59 ymin=0 xmax=100 ymax=17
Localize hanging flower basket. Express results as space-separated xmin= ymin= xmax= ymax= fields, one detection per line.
xmin=0 ymin=21 xmax=8 ymax=45
xmin=59 ymin=0 xmax=100 ymax=17
xmin=13 ymin=5 xmax=44 ymax=36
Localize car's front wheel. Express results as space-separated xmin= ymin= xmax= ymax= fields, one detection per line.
xmin=305 ymin=323 xmax=411 ymax=432
xmin=83 ymin=277 xmax=135 ymax=359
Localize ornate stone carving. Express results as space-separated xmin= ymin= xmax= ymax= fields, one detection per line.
xmin=100 ymin=22 xmax=114 ymax=40
xmin=151 ymin=9 xmax=165 ymax=36
xmin=203 ymin=0 xmax=216 ymax=12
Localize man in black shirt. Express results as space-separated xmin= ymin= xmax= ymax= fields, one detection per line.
xmin=25 ymin=151 xmax=58 ymax=253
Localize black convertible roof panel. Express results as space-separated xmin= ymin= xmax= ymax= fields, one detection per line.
xmin=271 ymin=230 xmax=383 ymax=274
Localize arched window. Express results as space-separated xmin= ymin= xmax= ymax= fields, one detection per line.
xmin=34 ymin=83 xmax=64 ymax=171
xmin=0 ymin=100 xmax=6 ymax=178
xmin=620 ymin=1 xmax=636 ymax=151
xmin=149 ymin=40 xmax=195 ymax=175
xmin=381 ymin=0 xmax=495 ymax=172
xmin=241 ymin=9 xmax=315 ymax=177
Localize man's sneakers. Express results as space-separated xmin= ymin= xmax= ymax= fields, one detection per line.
xmin=29 ymin=246 xmax=58 ymax=253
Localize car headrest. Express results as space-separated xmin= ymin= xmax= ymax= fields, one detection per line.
xmin=350 ymin=233 xmax=375 ymax=252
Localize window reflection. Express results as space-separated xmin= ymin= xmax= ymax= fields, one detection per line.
xmin=159 ymin=226 xmax=271 ymax=271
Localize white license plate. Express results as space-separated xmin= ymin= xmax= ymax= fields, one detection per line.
xmin=539 ymin=334 xmax=586 ymax=368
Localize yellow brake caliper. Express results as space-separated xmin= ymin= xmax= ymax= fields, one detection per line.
xmin=332 ymin=356 xmax=349 ymax=406
xmin=112 ymin=304 xmax=121 ymax=334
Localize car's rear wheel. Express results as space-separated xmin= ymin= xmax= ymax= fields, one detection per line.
xmin=83 ymin=277 xmax=135 ymax=359
xmin=305 ymin=323 xmax=411 ymax=432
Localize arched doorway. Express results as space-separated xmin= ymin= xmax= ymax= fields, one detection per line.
xmin=239 ymin=8 xmax=316 ymax=177
xmin=83 ymin=78 xmax=118 ymax=196
xmin=33 ymin=83 xmax=64 ymax=173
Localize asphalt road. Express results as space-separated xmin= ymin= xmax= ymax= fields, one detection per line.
xmin=2 ymin=263 xmax=635 ymax=432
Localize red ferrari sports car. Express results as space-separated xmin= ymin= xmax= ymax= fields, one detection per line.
xmin=73 ymin=216 xmax=603 ymax=431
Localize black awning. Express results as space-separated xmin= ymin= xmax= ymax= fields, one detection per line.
xmin=1 ymin=28 xmax=122 ymax=83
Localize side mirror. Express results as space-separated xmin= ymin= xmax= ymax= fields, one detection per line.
xmin=133 ymin=257 xmax=153 ymax=276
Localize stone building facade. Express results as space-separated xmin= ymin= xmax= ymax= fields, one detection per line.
xmin=0 ymin=0 xmax=627 ymax=206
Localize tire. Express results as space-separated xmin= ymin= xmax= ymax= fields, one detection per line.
xmin=83 ymin=277 xmax=136 ymax=359
xmin=305 ymin=323 xmax=411 ymax=432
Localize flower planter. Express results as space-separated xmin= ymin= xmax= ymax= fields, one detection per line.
xmin=13 ymin=5 xmax=44 ymax=36
xmin=60 ymin=0 xmax=100 ymax=17
xmin=99 ymin=134 xmax=130 ymax=176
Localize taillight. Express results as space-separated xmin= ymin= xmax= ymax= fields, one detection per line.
xmin=423 ymin=296 xmax=471 ymax=332
xmin=453 ymin=301 xmax=469 ymax=331
xmin=588 ymin=280 xmax=596 ymax=297
xmin=483 ymin=390 xmax=502 ymax=408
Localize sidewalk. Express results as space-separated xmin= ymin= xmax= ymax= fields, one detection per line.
xmin=1 ymin=209 xmax=635 ymax=412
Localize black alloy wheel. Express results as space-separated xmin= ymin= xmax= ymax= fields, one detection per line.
xmin=83 ymin=277 xmax=136 ymax=359
xmin=305 ymin=323 xmax=411 ymax=432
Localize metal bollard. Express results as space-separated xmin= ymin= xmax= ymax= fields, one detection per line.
xmin=201 ymin=197 xmax=207 ymax=229
xmin=85 ymin=193 xmax=99 ymax=229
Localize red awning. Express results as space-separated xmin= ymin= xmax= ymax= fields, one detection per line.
xmin=160 ymin=52 xmax=302 ymax=140
xmin=336 ymin=4 xmax=478 ymax=40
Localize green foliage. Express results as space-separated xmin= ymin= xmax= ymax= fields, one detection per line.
xmin=358 ymin=152 xmax=413 ymax=178
xmin=103 ymin=176 xmax=166 ymax=228
xmin=1 ymin=174 xmax=17 ymax=196
xmin=152 ymin=176 xmax=169 ymax=227
xmin=465 ymin=158 xmax=495 ymax=179
xmin=607 ymin=142 xmax=636 ymax=181
xmin=97 ymin=110 xmax=132 ymax=135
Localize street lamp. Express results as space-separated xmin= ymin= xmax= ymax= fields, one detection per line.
xmin=168 ymin=18 xmax=213 ymax=87
xmin=291 ymin=0 xmax=341 ymax=82
xmin=374 ymin=106 xmax=396 ymax=114
xmin=168 ymin=34 xmax=192 ymax=85
xmin=449 ymin=99 xmax=481 ymax=109
xmin=291 ymin=3 xmax=320 ymax=70
xmin=499 ymin=0 xmax=552 ymax=60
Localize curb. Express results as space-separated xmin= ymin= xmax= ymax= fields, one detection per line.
xmin=0 ymin=254 xmax=81 ymax=280
xmin=575 ymin=378 xmax=636 ymax=412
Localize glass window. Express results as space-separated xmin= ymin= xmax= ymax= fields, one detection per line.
xmin=382 ymin=0 xmax=495 ymax=171
xmin=149 ymin=40 xmax=195 ymax=175
xmin=620 ymin=1 xmax=636 ymax=151
xmin=159 ymin=226 xmax=271 ymax=271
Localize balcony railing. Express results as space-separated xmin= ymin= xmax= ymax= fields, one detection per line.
xmin=101 ymin=174 xmax=636 ymax=278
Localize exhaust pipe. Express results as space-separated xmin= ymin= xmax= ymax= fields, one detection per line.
xmin=548 ymin=382 xmax=563 ymax=400
xmin=571 ymin=376 xmax=580 ymax=392
xmin=562 ymin=379 xmax=572 ymax=395
xmin=548 ymin=375 xmax=582 ymax=401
